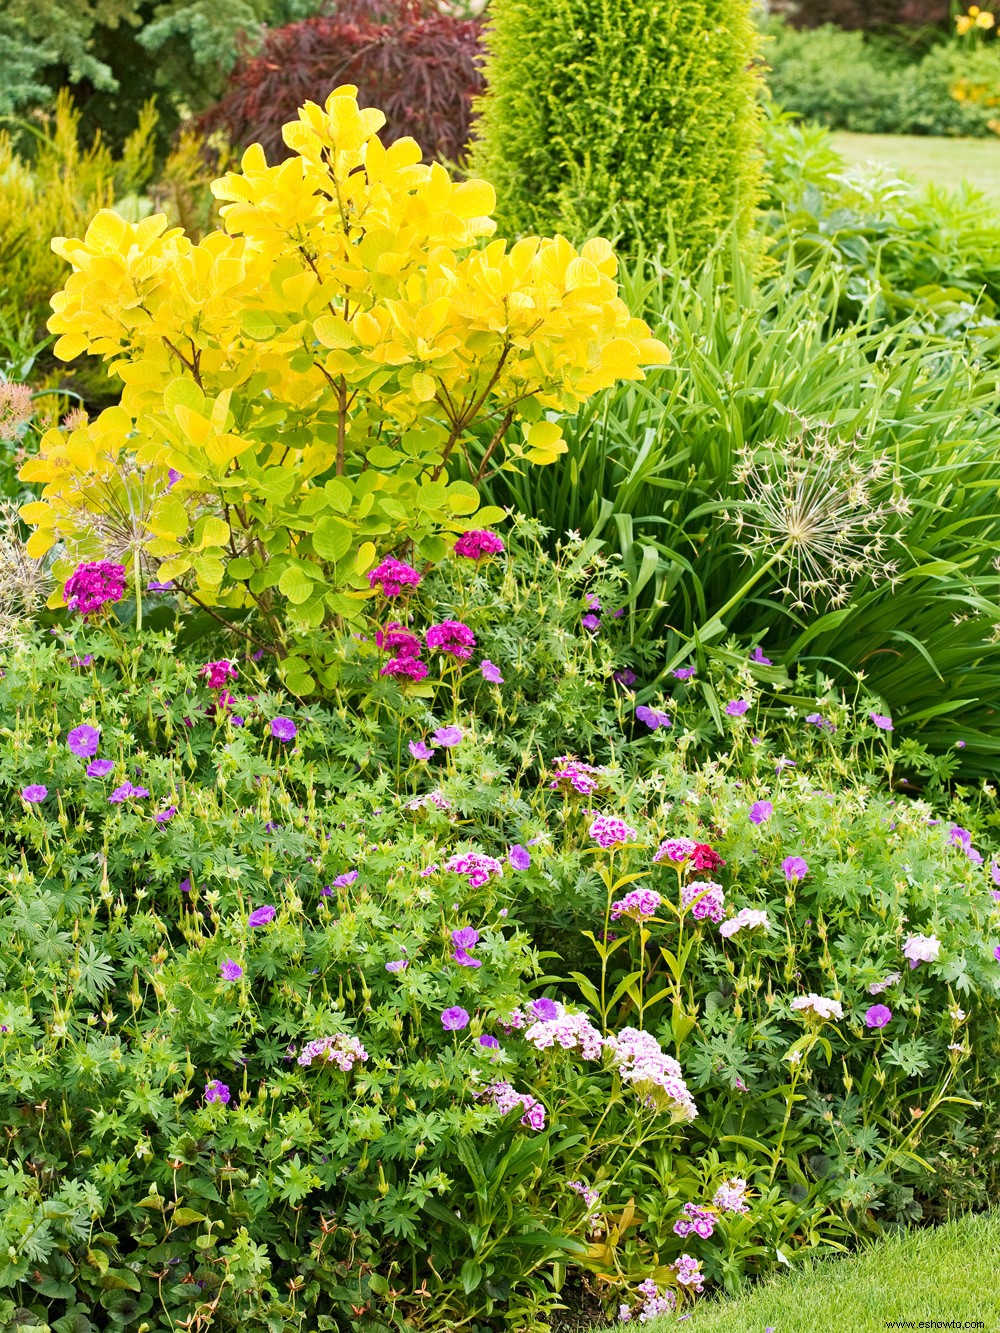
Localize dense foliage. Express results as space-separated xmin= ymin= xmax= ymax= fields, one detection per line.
xmin=199 ymin=0 xmax=483 ymax=167
xmin=0 ymin=530 xmax=998 ymax=1332
xmin=765 ymin=18 xmax=1000 ymax=137
xmin=0 ymin=0 xmax=321 ymax=149
xmin=472 ymin=0 xmax=764 ymax=260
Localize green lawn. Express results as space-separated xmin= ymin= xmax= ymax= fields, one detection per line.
xmin=642 ymin=1211 xmax=1000 ymax=1332
xmin=831 ymin=131 xmax=1000 ymax=196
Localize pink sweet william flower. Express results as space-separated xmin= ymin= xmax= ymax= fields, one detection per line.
xmin=426 ymin=620 xmax=476 ymax=660
xmin=589 ymin=815 xmax=638 ymax=849
xmin=611 ymin=888 xmax=661 ymax=920
xmin=375 ymin=622 xmax=422 ymax=658
xmin=200 ymin=660 xmax=237 ymax=690
xmin=681 ymin=880 xmax=725 ymax=923
xmin=673 ymin=1202 xmax=716 ymax=1240
xmin=368 ymin=557 xmax=421 ymax=596
xmin=454 ymin=530 xmax=504 ymax=559
xmin=653 ymin=837 xmax=697 ymax=864
xmin=549 ymin=756 xmax=608 ymax=796
xmin=525 ymin=1009 xmax=604 ymax=1060
xmin=690 ymin=843 xmax=725 ymax=872
xmin=445 ymin=851 xmax=503 ymax=887
xmin=64 ymin=561 xmax=127 ymax=619
xmin=298 ymin=1034 xmax=368 ymax=1071
xmin=381 ymin=656 xmax=429 ymax=682
xmin=477 ymin=1079 xmax=546 ymax=1130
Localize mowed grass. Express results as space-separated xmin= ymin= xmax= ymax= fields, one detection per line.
xmin=640 ymin=1211 xmax=1000 ymax=1332
xmin=832 ymin=130 xmax=1000 ymax=196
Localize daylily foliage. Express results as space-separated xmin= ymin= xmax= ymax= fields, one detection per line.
xmin=20 ymin=85 xmax=669 ymax=692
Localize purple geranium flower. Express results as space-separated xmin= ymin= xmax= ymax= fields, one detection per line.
xmin=247 ymin=905 xmax=276 ymax=928
xmin=205 ymin=1080 xmax=231 ymax=1105
xmin=432 ymin=725 xmax=463 ymax=748
xmin=86 ymin=759 xmax=115 ymax=778
xmin=154 ymin=806 xmax=177 ymax=824
xmin=529 ymin=998 xmax=559 ymax=1021
xmin=67 ymin=724 xmax=100 ymax=758
xmin=750 ymin=646 xmax=772 ymax=665
xmin=479 ymin=1034 xmax=500 ymax=1049
xmin=994 ymin=946 xmax=1000 ymax=963
xmin=635 ymin=705 xmax=671 ymax=730
xmin=782 ymin=856 xmax=808 ymax=884
xmin=333 ymin=870 xmax=359 ymax=888
xmin=673 ymin=666 xmax=696 ymax=680
xmin=581 ymin=614 xmax=600 ymax=632
xmin=385 ymin=959 xmax=408 ymax=973
xmin=614 ymin=669 xmax=637 ymax=688
xmin=509 ymin=844 xmax=531 ymax=870
xmin=869 ymin=712 xmax=893 ymax=731
xmin=409 ymin=740 xmax=435 ymax=761
xmin=270 ymin=717 xmax=297 ymax=742
xmin=725 ymin=700 xmax=750 ymax=717
xmin=109 ymin=782 xmax=149 ymax=803
xmin=441 ymin=1006 xmax=470 ymax=1031
xmin=21 ymin=784 xmax=47 ymax=803
xmin=749 ymin=800 xmax=773 ymax=825
xmin=865 ymin=1005 xmax=892 ymax=1029
xmin=480 ymin=659 xmax=505 ymax=684
xmin=220 ymin=960 xmax=244 ymax=981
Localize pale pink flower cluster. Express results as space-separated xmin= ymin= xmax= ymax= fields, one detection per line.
xmin=673 ymin=1202 xmax=715 ymax=1239
xmin=713 ymin=1177 xmax=750 ymax=1213
xmin=673 ymin=1253 xmax=704 ymax=1292
xmin=589 ymin=815 xmax=639 ymax=849
xmin=406 ymin=791 xmax=452 ymax=812
xmin=568 ymin=1180 xmax=600 ymax=1210
xmin=525 ymin=1010 xmax=604 ymax=1060
xmin=618 ymin=1279 xmax=676 ymax=1323
xmin=869 ymin=971 xmax=900 ymax=995
xmin=297 ymin=1034 xmax=368 ymax=1070
xmin=478 ymin=1079 xmax=545 ymax=1131
xmin=903 ymin=933 xmax=940 ymax=968
xmin=653 ymin=837 xmax=697 ymax=864
xmin=681 ymin=879 xmax=725 ymax=923
xmin=604 ymin=1027 xmax=698 ymax=1121
xmin=610 ymin=888 xmax=661 ymax=920
xmin=719 ymin=907 xmax=769 ymax=938
xmin=445 ymin=851 xmax=504 ymax=887
xmin=790 ymin=993 xmax=844 ymax=1021
xmin=549 ymin=755 xmax=608 ymax=796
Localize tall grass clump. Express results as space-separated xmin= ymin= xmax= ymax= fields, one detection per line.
xmin=473 ymin=247 xmax=1000 ymax=772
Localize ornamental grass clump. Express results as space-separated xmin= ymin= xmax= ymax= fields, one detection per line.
xmin=19 ymin=85 xmax=668 ymax=697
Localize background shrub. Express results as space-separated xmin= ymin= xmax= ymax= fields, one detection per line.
xmin=764 ymin=18 xmax=1000 ymax=137
xmin=199 ymin=0 xmax=484 ymax=166
xmin=471 ymin=0 xmax=764 ymax=261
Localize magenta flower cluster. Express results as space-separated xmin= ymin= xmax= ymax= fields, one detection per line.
xmin=64 ymin=561 xmax=126 ymax=618
xmin=200 ymin=659 xmax=237 ymax=690
xmin=445 ymin=851 xmax=504 ymax=887
xmin=548 ymin=755 xmax=608 ymax=796
xmin=368 ymin=557 xmax=421 ymax=596
xmin=426 ymin=619 xmax=476 ymax=660
xmin=454 ymin=529 xmax=504 ymax=559
xmin=589 ymin=815 xmax=638 ymax=849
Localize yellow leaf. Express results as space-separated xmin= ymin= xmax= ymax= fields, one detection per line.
xmin=26 ymin=529 xmax=56 ymax=558
xmin=411 ymin=372 xmax=437 ymax=403
xmin=53 ymin=333 xmax=90 ymax=362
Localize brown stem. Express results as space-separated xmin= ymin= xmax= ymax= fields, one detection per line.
xmin=473 ymin=408 xmax=514 ymax=483
xmin=179 ymin=586 xmax=273 ymax=654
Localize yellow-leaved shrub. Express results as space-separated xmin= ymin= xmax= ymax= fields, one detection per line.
xmin=20 ymin=85 xmax=669 ymax=693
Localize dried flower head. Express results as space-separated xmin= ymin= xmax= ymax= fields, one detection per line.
xmin=727 ymin=422 xmax=908 ymax=609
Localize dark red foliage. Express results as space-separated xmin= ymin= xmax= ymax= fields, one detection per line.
xmin=198 ymin=0 xmax=484 ymax=166
xmin=777 ymin=0 xmax=949 ymax=29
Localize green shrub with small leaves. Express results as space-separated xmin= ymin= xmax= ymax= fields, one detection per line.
xmin=471 ymin=0 xmax=764 ymax=262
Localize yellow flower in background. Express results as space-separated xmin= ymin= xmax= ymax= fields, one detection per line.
xmin=956 ymin=5 xmax=995 ymax=33
xmin=977 ymin=9 xmax=996 ymax=27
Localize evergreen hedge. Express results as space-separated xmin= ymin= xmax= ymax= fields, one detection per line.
xmin=471 ymin=0 xmax=764 ymax=260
